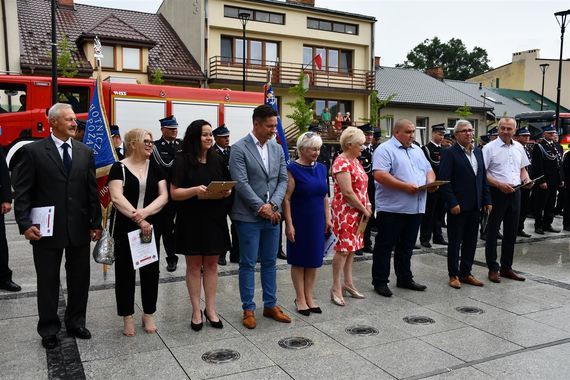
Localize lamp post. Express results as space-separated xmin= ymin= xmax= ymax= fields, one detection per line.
xmin=51 ymin=0 xmax=58 ymax=105
xmin=554 ymin=9 xmax=570 ymax=129
xmin=539 ymin=63 xmax=550 ymax=111
xmin=238 ymin=12 xmax=250 ymax=92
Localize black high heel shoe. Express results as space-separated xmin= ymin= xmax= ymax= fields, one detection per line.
xmin=294 ymin=299 xmax=311 ymax=316
xmin=204 ymin=309 xmax=223 ymax=329
xmin=191 ymin=311 xmax=203 ymax=331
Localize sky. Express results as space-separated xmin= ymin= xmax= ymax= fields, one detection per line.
xmin=76 ymin=0 xmax=570 ymax=69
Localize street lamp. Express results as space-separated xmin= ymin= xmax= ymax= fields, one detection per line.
xmin=539 ymin=63 xmax=550 ymax=111
xmin=554 ymin=9 xmax=570 ymax=129
xmin=238 ymin=12 xmax=250 ymax=92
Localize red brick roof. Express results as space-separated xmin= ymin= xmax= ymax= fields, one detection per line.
xmin=17 ymin=0 xmax=205 ymax=83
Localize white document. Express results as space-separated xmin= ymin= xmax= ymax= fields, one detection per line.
xmin=127 ymin=229 xmax=158 ymax=270
xmin=323 ymin=233 xmax=338 ymax=258
xmin=30 ymin=206 xmax=55 ymax=237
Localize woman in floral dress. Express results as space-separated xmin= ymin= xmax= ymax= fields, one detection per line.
xmin=330 ymin=127 xmax=372 ymax=306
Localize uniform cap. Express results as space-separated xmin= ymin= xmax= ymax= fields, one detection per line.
xmin=373 ymin=130 xmax=381 ymax=139
xmin=515 ymin=127 xmax=531 ymax=136
xmin=487 ymin=126 xmax=498 ymax=136
xmin=213 ymin=124 xmax=230 ymax=137
xmin=480 ymin=135 xmax=490 ymax=144
xmin=159 ymin=115 xmax=179 ymax=128
xmin=431 ymin=123 xmax=446 ymax=133
xmin=110 ymin=124 xmax=120 ymax=136
xmin=359 ymin=123 xmax=373 ymax=134
xmin=444 ymin=132 xmax=454 ymax=141
xmin=543 ymin=124 xmax=557 ymax=133
xmin=308 ymin=124 xmax=322 ymax=133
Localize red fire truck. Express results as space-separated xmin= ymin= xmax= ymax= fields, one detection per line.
xmin=0 ymin=75 xmax=264 ymax=168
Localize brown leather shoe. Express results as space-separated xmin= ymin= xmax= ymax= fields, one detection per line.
xmin=242 ymin=310 xmax=256 ymax=329
xmin=500 ymin=268 xmax=526 ymax=281
xmin=448 ymin=276 xmax=461 ymax=289
xmin=488 ymin=270 xmax=501 ymax=283
xmin=262 ymin=306 xmax=291 ymax=323
xmin=460 ymin=275 xmax=484 ymax=287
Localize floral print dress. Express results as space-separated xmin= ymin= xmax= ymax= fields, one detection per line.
xmin=331 ymin=155 xmax=369 ymax=252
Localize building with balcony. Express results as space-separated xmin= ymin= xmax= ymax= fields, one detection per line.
xmin=160 ymin=0 xmax=376 ymax=132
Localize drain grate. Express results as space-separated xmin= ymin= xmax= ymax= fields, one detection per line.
xmin=345 ymin=325 xmax=379 ymax=336
xmin=278 ymin=337 xmax=314 ymax=350
xmin=201 ymin=349 xmax=241 ymax=364
xmin=455 ymin=306 xmax=485 ymax=315
xmin=403 ymin=316 xmax=435 ymax=325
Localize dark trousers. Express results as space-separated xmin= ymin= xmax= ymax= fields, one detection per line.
xmin=533 ymin=185 xmax=558 ymax=228
xmin=518 ymin=188 xmax=531 ymax=232
xmin=485 ymin=188 xmax=520 ymax=272
xmin=372 ymin=212 xmax=422 ymax=286
xmin=0 ymin=214 xmax=12 ymax=282
xmin=155 ymin=202 xmax=177 ymax=265
xmin=420 ymin=191 xmax=444 ymax=243
xmin=32 ymin=244 xmax=90 ymax=337
xmin=363 ymin=177 xmax=376 ymax=248
xmin=447 ymin=210 xmax=479 ymax=277
xmin=114 ymin=235 xmax=159 ymax=316
xmin=563 ymin=187 xmax=570 ymax=228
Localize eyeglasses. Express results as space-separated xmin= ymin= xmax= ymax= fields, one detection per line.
xmin=143 ymin=139 xmax=154 ymax=146
xmin=457 ymin=129 xmax=474 ymax=134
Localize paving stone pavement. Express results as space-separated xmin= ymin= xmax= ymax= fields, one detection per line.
xmin=2 ymin=214 xmax=570 ymax=379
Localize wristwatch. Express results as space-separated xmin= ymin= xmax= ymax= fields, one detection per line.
xmin=269 ymin=200 xmax=279 ymax=212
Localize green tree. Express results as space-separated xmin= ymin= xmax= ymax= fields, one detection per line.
xmin=285 ymin=74 xmax=314 ymax=134
xmin=151 ymin=68 xmax=164 ymax=85
xmin=455 ymin=102 xmax=473 ymax=118
xmin=397 ymin=37 xmax=491 ymax=80
xmin=360 ymin=91 xmax=396 ymax=128
xmin=54 ymin=36 xmax=79 ymax=78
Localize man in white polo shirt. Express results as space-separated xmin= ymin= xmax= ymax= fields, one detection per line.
xmin=482 ymin=117 xmax=531 ymax=283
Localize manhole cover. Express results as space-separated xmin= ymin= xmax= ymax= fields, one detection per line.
xmin=455 ymin=306 xmax=485 ymax=315
xmin=201 ymin=349 xmax=240 ymax=364
xmin=345 ymin=325 xmax=379 ymax=336
xmin=278 ymin=337 xmax=314 ymax=350
xmin=403 ymin=316 xmax=435 ymax=325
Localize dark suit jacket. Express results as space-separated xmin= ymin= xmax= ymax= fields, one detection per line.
xmin=12 ymin=137 xmax=102 ymax=248
xmin=0 ymin=149 xmax=12 ymax=203
xmin=439 ymin=144 xmax=491 ymax=212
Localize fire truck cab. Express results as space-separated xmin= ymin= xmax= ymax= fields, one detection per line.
xmin=0 ymin=75 xmax=263 ymax=168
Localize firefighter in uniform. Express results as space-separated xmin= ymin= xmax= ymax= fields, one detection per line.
xmin=531 ymin=125 xmax=563 ymax=234
xmin=356 ymin=124 xmax=374 ymax=255
xmin=420 ymin=124 xmax=448 ymax=248
xmin=514 ymin=127 xmax=533 ymax=237
xmin=211 ymin=124 xmax=239 ymax=266
xmin=151 ymin=115 xmax=182 ymax=272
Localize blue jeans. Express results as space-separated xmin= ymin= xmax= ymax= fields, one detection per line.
xmin=235 ymin=220 xmax=280 ymax=311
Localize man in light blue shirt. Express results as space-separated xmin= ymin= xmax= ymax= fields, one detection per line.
xmin=372 ymin=119 xmax=436 ymax=297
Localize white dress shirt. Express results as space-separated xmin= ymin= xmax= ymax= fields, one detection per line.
xmin=462 ymin=145 xmax=478 ymax=174
xmin=483 ymin=137 xmax=529 ymax=186
xmin=51 ymin=134 xmax=73 ymax=160
xmin=250 ymin=132 xmax=269 ymax=172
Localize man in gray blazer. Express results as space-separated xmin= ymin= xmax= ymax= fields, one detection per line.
xmin=229 ymin=104 xmax=291 ymax=329
xmin=13 ymin=103 xmax=102 ymax=349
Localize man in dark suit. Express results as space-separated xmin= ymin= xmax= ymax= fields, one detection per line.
xmin=0 ymin=149 xmax=21 ymax=292
xmin=110 ymin=125 xmax=125 ymax=160
xmin=531 ymin=125 xmax=563 ymax=234
xmin=151 ymin=115 xmax=182 ymax=272
xmin=514 ymin=127 xmax=533 ymax=237
xmin=12 ymin=103 xmax=102 ymax=349
xmin=420 ymin=124 xmax=448 ymax=248
xmin=439 ymin=120 xmax=492 ymax=289
xmin=211 ymin=124 xmax=239 ymax=266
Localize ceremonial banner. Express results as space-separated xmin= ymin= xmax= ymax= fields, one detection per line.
xmin=264 ymin=83 xmax=290 ymax=164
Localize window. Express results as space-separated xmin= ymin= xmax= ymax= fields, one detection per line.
xmin=304 ymin=46 xmax=353 ymax=73
xmin=221 ymin=36 xmax=279 ymax=66
xmin=495 ymin=78 xmax=500 ymax=88
xmin=123 ymin=47 xmax=141 ymax=71
xmin=306 ymin=98 xmax=352 ymax=121
xmin=101 ymin=45 xmax=115 ymax=69
xmin=0 ymin=83 xmax=27 ymax=113
xmin=514 ymin=97 xmax=530 ymax=105
xmin=224 ymin=6 xmax=285 ymax=25
xmin=58 ymin=86 xmax=90 ymax=114
xmin=307 ymin=18 xmax=359 ymax=35
xmin=385 ymin=117 xmax=394 ymax=137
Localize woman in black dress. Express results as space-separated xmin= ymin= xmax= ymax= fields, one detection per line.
xmin=171 ymin=119 xmax=232 ymax=331
xmin=108 ymin=128 xmax=168 ymax=337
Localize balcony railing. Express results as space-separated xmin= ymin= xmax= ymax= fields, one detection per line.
xmin=209 ymin=56 xmax=375 ymax=91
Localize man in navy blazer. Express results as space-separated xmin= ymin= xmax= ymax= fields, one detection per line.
xmin=229 ymin=105 xmax=291 ymax=329
xmin=439 ymin=120 xmax=492 ymax=289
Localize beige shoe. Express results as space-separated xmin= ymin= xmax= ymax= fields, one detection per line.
xmin=262 ymin=306 xmax=292 ymax=323
xmin=448 ymin=276 xmax=461 ymax=289
xmin=242 ymin=310 xmax=256 ymax=329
